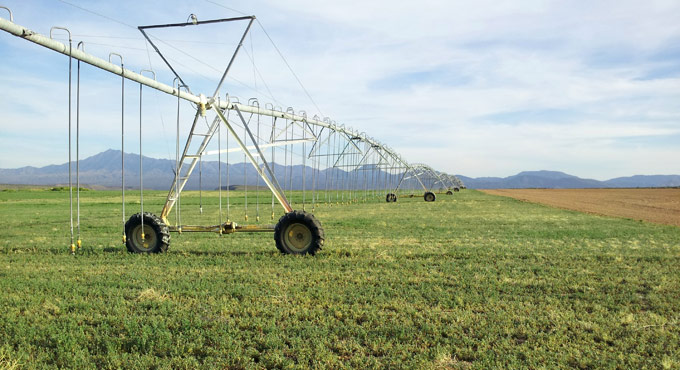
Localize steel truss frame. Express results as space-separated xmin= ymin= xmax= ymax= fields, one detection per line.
xmin=0 ymin=12 xmax=464 ymax=248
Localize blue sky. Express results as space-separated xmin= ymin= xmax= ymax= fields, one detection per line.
xmin=0 ymin=0 xmax=678 ymax=179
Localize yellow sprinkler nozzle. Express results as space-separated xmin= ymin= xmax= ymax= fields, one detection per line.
xmin=122 ymin=234 xmax=127 ymax=243
xmin=245 ymin=215 xmax=248 ymax=221
xmin=141 ymin=233 xmax=146 ymax=241
xmin=77 ymin=239 xmax=82 ymax=249
xmin=271 ymin=212 xmax=275 ymax=220
xmin=256 ymin=216 xmax=260 ymax=222
xmin=70 ymin=243 xmax=76 ymax=254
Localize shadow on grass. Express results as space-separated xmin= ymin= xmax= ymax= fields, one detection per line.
xmin=170 ymin=249 xmax=280 ymax=258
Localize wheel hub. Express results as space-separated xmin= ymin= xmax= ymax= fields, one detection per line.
xmin=132 ymin=224 xmax=156 ymax=251
xmin=285 ymin=223 xmax=312 ymax=252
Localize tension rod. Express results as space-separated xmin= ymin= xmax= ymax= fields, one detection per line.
xmin=50 ymin=26 xmax=74 ymax=254
xmin=76 ymin=41 xmax=84 ymax=251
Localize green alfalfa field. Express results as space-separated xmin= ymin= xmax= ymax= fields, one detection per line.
xmin=0 ymin=188 xmax=679 ymax=369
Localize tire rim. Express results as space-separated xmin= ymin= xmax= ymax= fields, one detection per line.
xmin=284 ymin=222 xmax=312 ymax=252
xmin=131 ymin=224 xmax=156 ymax=251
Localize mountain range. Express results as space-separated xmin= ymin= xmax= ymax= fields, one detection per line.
xmin=1 ymin=150 xmax=678 ymax=190
xmin=457 ymin=171 xmax=680 ymax=189
xmin=0 ymin=150 xmax=401 ymax=191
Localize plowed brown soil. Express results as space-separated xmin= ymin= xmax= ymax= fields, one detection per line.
xmin=481 ymin=188 xmax=680 ymax=227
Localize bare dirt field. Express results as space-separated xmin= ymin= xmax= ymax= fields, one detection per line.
xmin=481 ymin=188 xmax=680 ymax=227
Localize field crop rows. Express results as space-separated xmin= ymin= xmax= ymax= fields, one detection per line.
xmin=0 ymin=189 xmax=679 ymax=368
xmin=482 ymin=188 xmax=680 ymax=227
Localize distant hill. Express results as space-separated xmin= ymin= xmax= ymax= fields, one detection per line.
xmin=457 ymin=170 xmax=680 ymax=189
xmin=1 ymin=151 xmax=678 ymax=190
xmin=603 ymin=175 xmax=680 ymax=188
xmin=0 ymin=149 xmax=401 ymax=191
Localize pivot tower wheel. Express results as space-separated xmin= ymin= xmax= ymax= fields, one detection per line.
xmin=454 ymin=187 xmax=460 ymax=192
xmin=124 ymin=212 xmax=170 ymax=253
xmin=446 ymin=190 xmax=453 ymax=195
xmin=385 ymin=193 xmax=398 ymax=202
xmin=274 ymin=210 xmax=324 ymax=255
xmin=424 ymin=191 xmax=436 ymax=202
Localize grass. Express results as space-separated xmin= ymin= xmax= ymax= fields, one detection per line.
xmin=0 ymin=188 xmax=679 ymax=368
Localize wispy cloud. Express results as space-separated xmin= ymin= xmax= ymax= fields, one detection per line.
xmin=0 ymin=0 xmax=678 ymax=180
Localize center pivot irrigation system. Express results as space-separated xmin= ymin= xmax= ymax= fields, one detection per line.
xmin=0 ymin=7 xmax=464 ymax=255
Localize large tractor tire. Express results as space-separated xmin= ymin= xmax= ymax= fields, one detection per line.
xmin=424 ymin=191 xmax=436 ymax=202
xmin=385 ymin=193 xmax=397 ymax=202
xmin=125 ymin=212 xmax=170 ymax=253
xmin=274 ymin=210 xmax=324 ymax=255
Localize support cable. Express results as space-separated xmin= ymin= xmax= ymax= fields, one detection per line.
xmin=121 ymin=61 xmax=126 ymax=242
xmin=354 ymin=149 xmax=359 ymax=202
xmin=289 ymin=122 xmax=294 ymax=199
xmin=349 ymin=148 xmax=353 ymax=202
xmin=325 ymin=131 xmax=330 ymax=203
xmin=244 ymin=115 xmax=248 ymax=221
xmin=271 ymin=116 xmax=276 ymax=219
xmin=383 ymin=155 xmax=389 ymax=196
xmin=255 ymin=20 xmax=324 ymax=117
xmin=76 ymin=41 xmax=83 ymax=251
xmin=255 ymin=109 xmax=261 ymax=222
xmin=340 ymin=138 xmax=345 ymax=203
xmin=334 ymin=132 xmax=339 ymax=203
xmin=175 ymin=80 xmax=181 ymax=232
xmin=108 ymin=52 xmax=125 ymax=245
xmin=283 ymin=119 xmax=289 ymax=201
xmin=350 ymin=148 xmax=354 ymax=202
xmin=139 ymin=69 xmax=155 ymax=242
xmin=54 ymin=27 xmax=75 ymax=254
xmin=362 ymin=147 xmax=367 ymax=202
xmin=199 ymin=154 xmax=203 ymax=214
xmin=311 ymin=126 xmax=318 ymax=211
xmin=218 ymin=100 xmax=222 ymax=232
xmin=226 ymin=108 xmax=231 ymax=222
xmin=302 ymin=122 xmax=306 ymax=211
xmin=342 ymin=141 xmax=347 ymax=203
xmin=139 ymin=76 xmax=144 ymax=242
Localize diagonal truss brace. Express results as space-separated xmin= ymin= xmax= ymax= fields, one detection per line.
xmin=217 ymin=106 xmax=292 ymax=213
